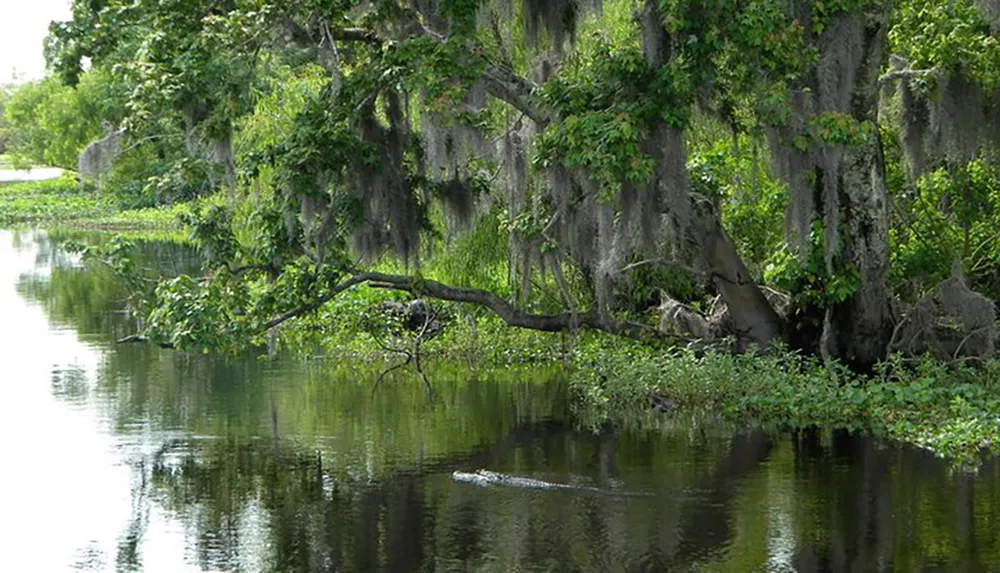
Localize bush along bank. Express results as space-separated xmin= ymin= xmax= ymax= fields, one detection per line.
xmin=569 ymin=338 xmax=1000 ymax=471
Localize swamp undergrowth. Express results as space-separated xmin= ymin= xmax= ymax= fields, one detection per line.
xmin=569 ymin=338 xmax=1000 ymax=471
xmin=267 ymin=277 xmax=1000 ymax=470
xmin=60 ymin=226 xmax=1000 ymax=471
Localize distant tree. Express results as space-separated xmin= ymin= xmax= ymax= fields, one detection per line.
xmin=0 ymin=84 xmax=11 ymax=156
xmin=1 ymin=74 xmax=109 ymax=169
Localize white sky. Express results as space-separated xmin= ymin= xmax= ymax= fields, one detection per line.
xmin=0 ymin=0 xmax=72 ymax=83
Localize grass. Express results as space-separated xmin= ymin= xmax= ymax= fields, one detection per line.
xmin=0 ymin=175 xmax=191 ymax=233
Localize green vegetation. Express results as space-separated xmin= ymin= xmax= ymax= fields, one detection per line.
xmin=0 ymin=72 xmax=116 ymax=170
xmin=0 ymin=176 xmax=107 ymax=224
xmin=0 ymin=176 xmax=190 ymax=232
xmin=570 ymin=340 xmax=1000 ymax=469
xmin=23 ymin=0 xmax=994 ymax=366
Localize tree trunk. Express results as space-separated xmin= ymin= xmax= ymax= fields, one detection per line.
xmin=641 ymin=0 xmax=784 ymax=349
xmin=777 ymin=5 xmax=894 ymax=370
xmin=827 ymin=136 xmax=893 ymax=370
xmin=687 ymin=195 xmax=786 ymax=347
xmin=828 ymin=7 xmax=894 ymax=370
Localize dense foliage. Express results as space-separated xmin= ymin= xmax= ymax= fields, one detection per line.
xmin=0 ymin=72 xmax=115 ymax=170
xmin=0 ymin=0 xmax=995 ymax=371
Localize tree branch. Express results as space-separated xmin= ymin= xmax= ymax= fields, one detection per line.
xmin=261 ymin=272 xmax=372 ymax=330
xmin=331 ymin=27 xmax=380 ymax=44
xmin=117 ymin=334 xmax=176 ymax=349
xmin=358 ymin=271 xmax=657 ymax=341
xmin=118 ymin=271 xmax=666 ymax=349
xmin=481 ymin=63 xmax=550 ymax=127
xmin=279 ymin=15 xmax=550 ymax=127
xmin=279 ymin=17 xmax=357 ymax=75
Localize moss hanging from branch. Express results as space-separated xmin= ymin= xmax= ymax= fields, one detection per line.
xmin=764 ymin=11 xmax=868 ymax=264
xmin=977 ymin=0 xmax=1000 ymax=28
xmin=766 ymin=89 xmax=815 ymax=259
xmin=349 ymin=91 xmax=426 ymax=267
xmin=894 ymin=71 xmax=1000 ymax=178
xmin=897 ymin=77 xmax=929 ymax=179
xmin=512 ymin=0 xmax=602 ymax=51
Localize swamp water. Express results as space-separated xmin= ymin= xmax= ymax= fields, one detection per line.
xmin=2 ymin=229 xmax=1000 ymax=572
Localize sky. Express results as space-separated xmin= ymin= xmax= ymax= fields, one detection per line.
xmin=0 ymin=0 xmax=72 ymax=83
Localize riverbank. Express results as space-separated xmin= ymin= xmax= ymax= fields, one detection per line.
xmin=269 ymin=287 xmax=1000 ymax=470
xmin=567 ymin=337 xmax=1000 ymax=470
xmin=7 ymin=222 xmax=1000 ymax=571
xmin=10 ymin=200 xmax=1000 ymax=471
xmin=0 ymin=174 xmax=190 ymax=237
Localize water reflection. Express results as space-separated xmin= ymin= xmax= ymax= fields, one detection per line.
xmin=4 ymin=229 xmax=1000 ymax=572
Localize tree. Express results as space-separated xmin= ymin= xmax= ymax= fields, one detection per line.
xmin=50 ymin=0 xmax=1000 ymax=369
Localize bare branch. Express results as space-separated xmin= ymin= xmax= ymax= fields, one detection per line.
xmin=481 ymin=63 xmax=550 ymax=127
xmin=262 ymin=272 xmax=372 ymax=330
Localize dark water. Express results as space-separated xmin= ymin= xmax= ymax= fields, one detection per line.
xmin=3 ymin=229 xmax=1000 ymax=572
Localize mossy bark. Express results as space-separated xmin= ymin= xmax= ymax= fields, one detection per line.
xmin=773 ymin=6 xmax=894 ymax=369
xmin=827 ymin=135 xmax=893 ymax=370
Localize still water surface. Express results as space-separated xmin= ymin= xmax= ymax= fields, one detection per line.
xmin=2 ymin=229 xmax=1000 ymax=572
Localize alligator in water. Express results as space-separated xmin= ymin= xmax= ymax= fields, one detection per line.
xmin=451 ymin=469 xmax=651 ymax=496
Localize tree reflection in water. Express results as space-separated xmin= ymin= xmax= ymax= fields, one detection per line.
xmin=109 ymin=428 xmax=1000 ymax=573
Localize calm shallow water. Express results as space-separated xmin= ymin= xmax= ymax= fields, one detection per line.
xmin=0 ymin=167 xmax=65 ymax=182
xmin=3 ymin=229 xmax=1000 ymax=572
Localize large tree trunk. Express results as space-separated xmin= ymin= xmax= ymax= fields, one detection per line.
xmin=775 ymin=3 xmax=894 ymax=370
xmin=827 ymin=137 xmax=893 ymax=370
xmin=828 ymin=7 xmax=894 ymax=370
xmin=641 ymin=0 xmax=784 ymax=349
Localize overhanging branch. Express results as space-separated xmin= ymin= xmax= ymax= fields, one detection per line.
xmin=118 ymin=271 xmax=665 ymax=349
xmin=357 ymin=271 xmax=655 ymax=340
